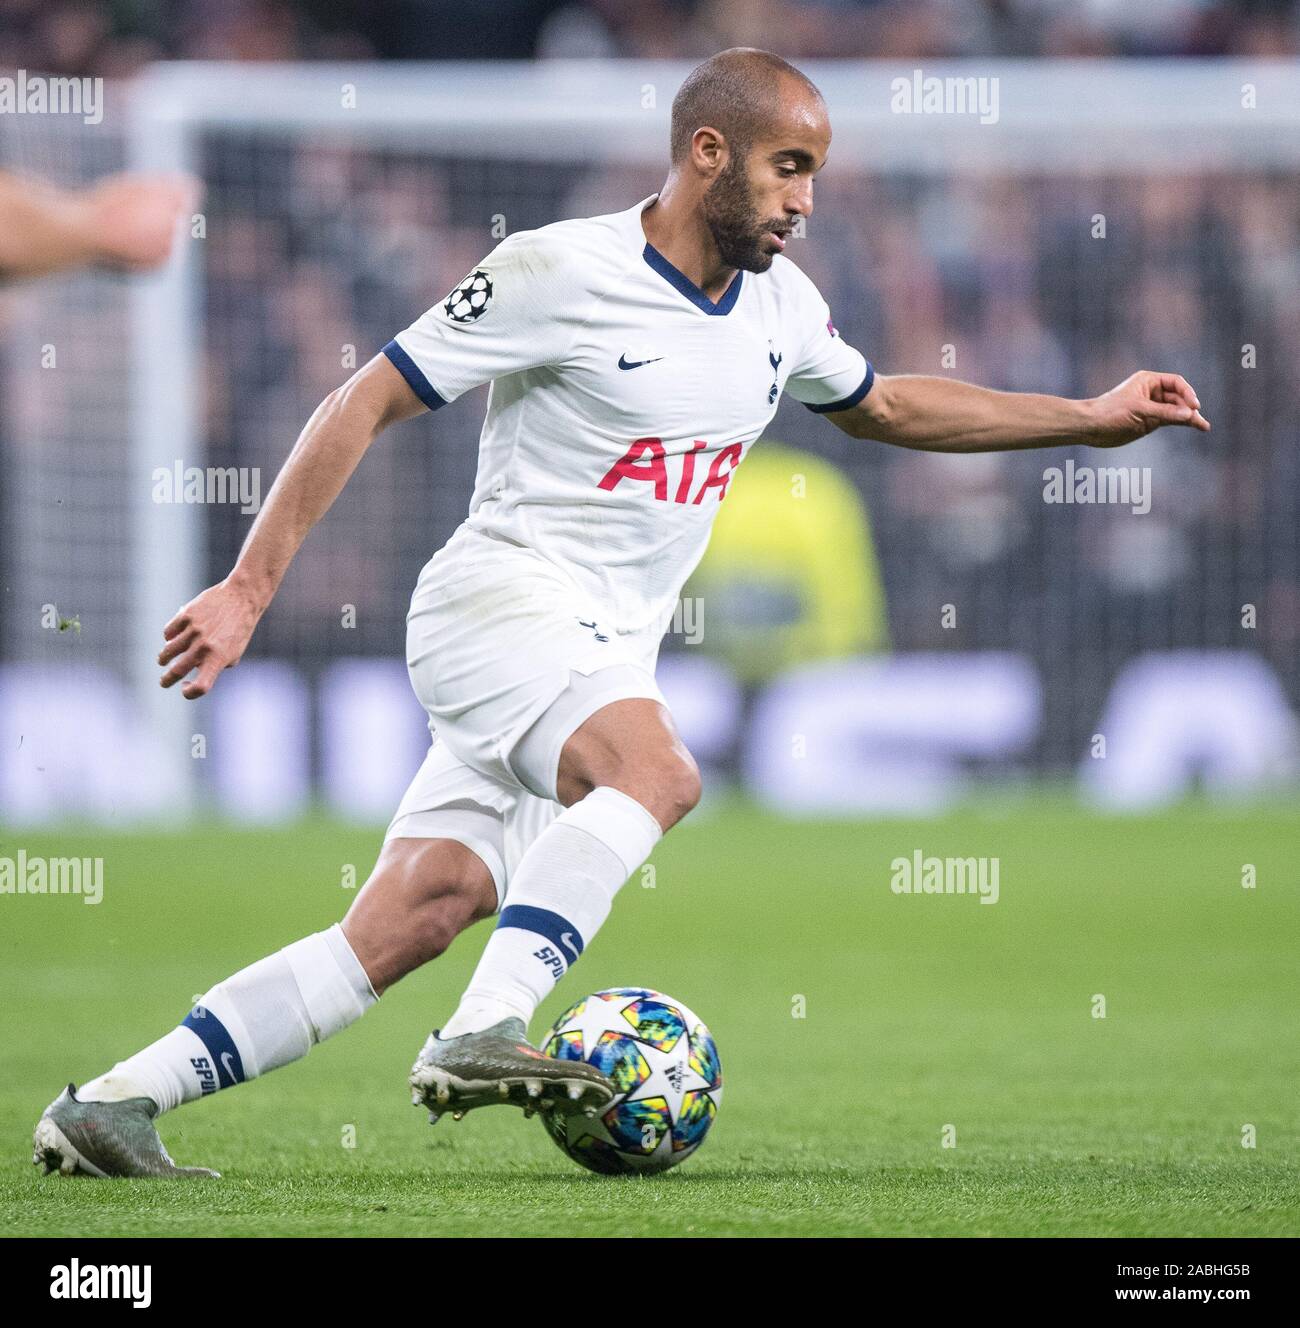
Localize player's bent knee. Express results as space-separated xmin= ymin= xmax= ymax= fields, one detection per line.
xmin=556 ymin=698 xmax=702 ymax=828
xmin=560 ymin=745 xmax=701 ymax=829
xmin=662 ymin=747 xmax=703 ymax=824
xmin=342 ymin=837 xmax=497 ymax=993
xmin=623 ymin=746 xmax=702 ymax=830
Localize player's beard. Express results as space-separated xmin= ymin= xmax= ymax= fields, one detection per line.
xmin=702 ymin=152 xmax=788 ymax=274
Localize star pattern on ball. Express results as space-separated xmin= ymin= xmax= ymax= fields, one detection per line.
xmin=564 ymin=1031 xmax=712 ymax=1161
xmin=541 ymin=989 xmax=722 ymax=1172
xmin=548 ymin=992 xmax=713 ymax=1160
xmin=624 ymin=1030 xmax=714 ymax=1123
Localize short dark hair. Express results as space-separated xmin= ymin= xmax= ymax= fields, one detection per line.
xmin=669 ymin=48 xmax=823 ymax=164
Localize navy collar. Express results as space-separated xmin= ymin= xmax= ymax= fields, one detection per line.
xmin=642 ymin=242 xmax=743 ymax=316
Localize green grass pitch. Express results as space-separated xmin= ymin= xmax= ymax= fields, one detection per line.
xmin=1 ymin=799 xmax=1296 ymax=1237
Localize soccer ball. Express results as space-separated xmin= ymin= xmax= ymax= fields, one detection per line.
xmin=443 ymin=269 xmax=493 ymax=322
xmin=539 ymin=987 xmax=722 ymax=1174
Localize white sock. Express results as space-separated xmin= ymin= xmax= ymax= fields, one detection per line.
xmin=440 ymin=787 xmax=662 ymax=1038
xmin=78 ymin=924 xmax=378 ymax=1115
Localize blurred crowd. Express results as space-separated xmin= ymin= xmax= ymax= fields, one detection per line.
xmin=0 ymin=0 xmax=1298 ymax=71
xmin=179 ymin=139 xmax=1300 ymax=769
xmin=1 ymin=2 xmax=1297 ymax=769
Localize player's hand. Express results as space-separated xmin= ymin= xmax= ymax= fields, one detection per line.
xmin=82 ymin=173 xmax=199 ymax=272
xmin=1084 ymin=371 xmax=1210 ymax=447
xmin=158 ymin=579 xmax=262 ymax=700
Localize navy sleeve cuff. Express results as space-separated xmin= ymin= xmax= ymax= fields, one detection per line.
xmin=804 ymin=362 xmax=875 ymax=415
xmin=383 ymin=339 xmax=448 ymax=411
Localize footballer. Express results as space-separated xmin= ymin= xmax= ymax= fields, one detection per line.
xmin=34 ymin=48 xmax=1208 ymax=1178
xmin=0 ymin=169 xmax=195 ymax=278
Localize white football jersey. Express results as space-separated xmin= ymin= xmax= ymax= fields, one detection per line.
xmin=385 ymin=194 xmax=871 ymax=636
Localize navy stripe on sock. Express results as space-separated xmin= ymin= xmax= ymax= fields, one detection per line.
xmin=182 ymin=1006 xmax=246 ymax=1087
xmin=497 ymin=905 xmax=584 ymax=965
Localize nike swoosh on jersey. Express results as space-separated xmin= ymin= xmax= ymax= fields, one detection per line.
xmin=617 ymin=353 xmax=665 ymax=370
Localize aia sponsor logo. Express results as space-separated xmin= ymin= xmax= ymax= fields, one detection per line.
xmin=598 ymin=438 xmax=742 ymax=505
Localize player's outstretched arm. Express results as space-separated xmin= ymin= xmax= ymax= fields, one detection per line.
xmin=0 ymin=170 xmax=198 ymax=277
xmin=158 ymin=355 xmax=426 ymax=699
xmin=824 ymin=370 xmax=1210 ymax=453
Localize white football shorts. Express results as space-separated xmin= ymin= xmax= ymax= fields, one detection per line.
xmin=383 ymin=525 xmax=667 ymax=907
